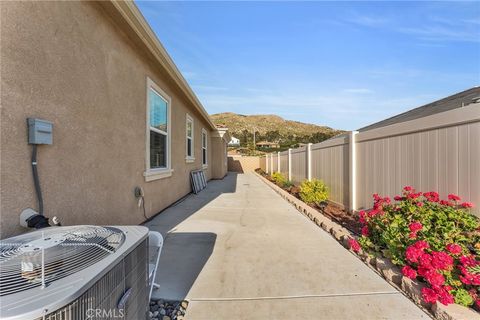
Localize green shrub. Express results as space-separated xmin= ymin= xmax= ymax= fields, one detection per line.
xmin=299 ymin=179 xmax=328 ymax=206
xmin=271 ymin=172 xmax=288 ymax=187
xmin=356 ymin=187 xmax=480 ymax=307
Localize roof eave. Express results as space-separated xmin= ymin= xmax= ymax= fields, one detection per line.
xmin=109 ymin=0 xmax=217 ymax=131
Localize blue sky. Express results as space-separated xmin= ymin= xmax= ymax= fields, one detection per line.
xmin=136 ymin=1 xmax=480 ymax=130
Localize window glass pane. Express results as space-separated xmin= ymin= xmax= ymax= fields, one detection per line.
xmin=150 ymin=131 xmax=166 ymax=168
xmin=187 ymin=139 xmax=192 ymax=157
xmin=202 ymin=132 xmax=206 ymax=147
xmin=202 ymin=148 xmax=206 ymax=165
xmin=149 ymin=89 xmax=167 ymax=132
xmin=187 ymin=121 xmax=192 ymax=137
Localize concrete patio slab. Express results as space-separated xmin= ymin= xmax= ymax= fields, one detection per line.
xmin=145 ymin=172 xmax=430 ymax=319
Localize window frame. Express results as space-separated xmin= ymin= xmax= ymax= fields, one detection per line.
xmin=202 ymin=128 xmax=208 ymax=168
xmin=185 ymin=114 xmax=195 ymax=163
xmin=144 ymin=77 xmax=173 ymax=181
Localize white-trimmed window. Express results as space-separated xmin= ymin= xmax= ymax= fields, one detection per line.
xmin=144 ymin=77 xmax=172 ymax=181
xmin=186 ymin=114 xmax=194 ymax=162
xmin=202 ymin=128 xmax=208 ymax=167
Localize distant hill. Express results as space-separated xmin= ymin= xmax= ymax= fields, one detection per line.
xmin=211 ymin=112 xmax=345 ymax=149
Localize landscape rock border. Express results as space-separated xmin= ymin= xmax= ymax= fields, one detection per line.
xmin=254 ymin=171 xmax=479 ymax=320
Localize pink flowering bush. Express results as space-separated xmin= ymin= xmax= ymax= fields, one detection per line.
xmin=357 ymin=187 xmax=480 ymax=308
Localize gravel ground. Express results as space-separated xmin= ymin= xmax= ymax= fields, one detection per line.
xmin=149 ymin=299 xmax=188 ymax=320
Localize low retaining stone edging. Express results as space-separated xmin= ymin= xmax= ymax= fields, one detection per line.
xmin=254 ymin=172 xmax=479 ymax=320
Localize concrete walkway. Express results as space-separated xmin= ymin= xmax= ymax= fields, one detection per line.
xmin=146 ymin=173 xmax=429 ymax=320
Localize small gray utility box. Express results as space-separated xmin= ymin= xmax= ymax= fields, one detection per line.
xmin=28 ymin=118 xmax=53 ymax=145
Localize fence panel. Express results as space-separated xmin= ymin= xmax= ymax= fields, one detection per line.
xmin=271 ymin=153 xmax=278 ymax=172
xmin=356 ymin=104 xmax=480 ymax=216
xmin=311 ymin=136 xmax=349 ymax=207
xmin=291 ymin=146 xmax=307 ymax=184
xmin=259 ymin=156 xmax=266 ymax=171
xmin=279 ymin=151 xmax=289 ymax=177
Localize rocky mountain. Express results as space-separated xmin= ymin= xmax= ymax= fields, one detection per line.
xmin=211 ymin=112 xmax=344 ymax=148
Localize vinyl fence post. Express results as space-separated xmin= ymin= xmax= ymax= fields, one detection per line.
xmin=277 ymin=151 xmax=281 ymax=173
xmin=288 ymin=148 xmax=292 ymax=181
xmin=266 ymin=154 xmax=269 ymax=173
xmin=349 ymin=131 xmax=359 ymax=212
xmin=307 ymin=143 xmax=312 ymax=181
xmin=270 ymin=153 xmax=273 ymax=173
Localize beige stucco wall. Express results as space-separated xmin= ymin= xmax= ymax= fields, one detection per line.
xmin=227 ymin=156 xmax=262 ymax=173
xmin=0 ymin=1 xmax=224 ymax=238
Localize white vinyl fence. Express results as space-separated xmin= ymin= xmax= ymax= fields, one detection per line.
xmin=265 ymin=103 xmax=480 ymax=216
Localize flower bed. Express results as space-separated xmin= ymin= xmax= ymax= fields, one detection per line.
xmin=256 ymin=170 xmax=480 ymax=319
xmin=354 ymin=186 xmax=479 ymax=311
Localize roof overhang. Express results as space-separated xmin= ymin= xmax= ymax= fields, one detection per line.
xmin=107 ymin=0 xmax=217 ymax=131
xmin=212 ymin=127 xmax=231 ymax=143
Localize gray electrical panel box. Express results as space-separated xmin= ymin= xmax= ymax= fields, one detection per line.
xmin=27 ymin=118 xmax=53 ymax=145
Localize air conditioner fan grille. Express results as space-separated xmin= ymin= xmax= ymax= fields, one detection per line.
xmin=0 ymin=226 xmax=125 ymax=296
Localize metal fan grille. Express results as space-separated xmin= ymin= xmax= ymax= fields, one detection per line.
xmin=0 ymin=226 xmax=125 ymax=296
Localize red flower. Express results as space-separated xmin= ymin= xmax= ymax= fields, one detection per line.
xmin=416 ymin=202 xmax=424 ymax=207
xmin=349 ymin=239 xmax=361 ymax=252
xmin=460 ymin=202 xmax=474 ymax=208
xmin=414 ymin=240 xmax=430 ymax=250
xmin=402 ymin=265 xmax=417 ymax=279
xmin=447 ymin=194 xmax=461 ymax=201
xmin=431 ymin=251 xmax=454 ymax=271
xmin=418 ymin=253 xmax=433 ymax=268
xmin=424 ymin=270 xmax=445 ymax=287
xmin=421 ymin=287 xmax=438 ymax=304
xmin=409 ymin=232 xmax=417 ymax=239
xmin=436 ymin=286 xmax=454 ymax=305
xmin=460 ymin=255 xmax=478 ymax=268
xmin=439 ymin=200 xmax=453 ymax=206
xmin=403 ymin=186 xmax=414 ymax=192
xmin=445 ymin=243 xmax=462 ymax=255
xmin=407 ymin=192 xmax=422 ymax=200
xmin=409 ymin=221 xmax=423 ymax=232
xmin=361 ymin=226 xmax=369 ymax=237
xmin=358 ymin=210 xmax=366 ymax=224
xmin=423 ymin=192 xmax=439 ymax=202
xmin=406 ymin=245 xmax=422 ymax=263
xmin=394 ymin=195 xmax=403 ymax=201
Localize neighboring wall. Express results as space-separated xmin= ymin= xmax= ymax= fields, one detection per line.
xmin=227 ymin=156 xmax=261 ymax=172
xmin=266 ymin=103 xmax=480 ymax=216
xmin=0 ymin=1 xmax=226 ymax=238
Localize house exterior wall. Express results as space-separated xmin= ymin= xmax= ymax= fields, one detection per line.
xmin=0 ymin=1 xmax=225 ymax=238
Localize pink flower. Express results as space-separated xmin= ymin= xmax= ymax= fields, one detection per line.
xmin=448 ymin=194 xmax=461 ymax=201
xmin=424 ymin=270 xmax=445 ymax=287
xmin=358 ymin=210 xmax=366 ymax=224
xmin=406 ymin=246 xmax=422 ymax=263
xmin=439 ymin=200 xmax=454 ymax=206
xmin=348 ymin=239 xmax=361 ymax=252
xmin=437 ymin=286 xmax=454 ymax=305
xmin=409 ymin=221 xmax=423 ymax=232
xmin=402 ymin=265 xmax=417 ymax=279
xmin=361 ymin=226 xmax=369 ymax=237
xmin=431 ymin=251 xmax=454 ymax=271
xmin=403 ymin=186 xmax=414 ymax=192
xmin=459 ymin=255 xmax=478 ymax=268
xmin=414 ymin=240 xmax=430 ymax=250
xmin=460 ymin=202 xmax=474 ymax=208
xmin=409 ymin=232 xmax=417 ymax=239
xmin=418 ymin=253 xmax=433 ymax=268
xmin=407 ymin=192 xmax=422 ymax=200
xmin=423 ymin=192 xmax=439 ymax=202
xmin=416 ymin=202 xmax=424 ymax=207
xmin=421 ymin=287 xmax=438 ymax=304
xmin=445 ymin=243 xmax=462 ymax=255
xmin=394 ymin=195 xmax=403 ymax=201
